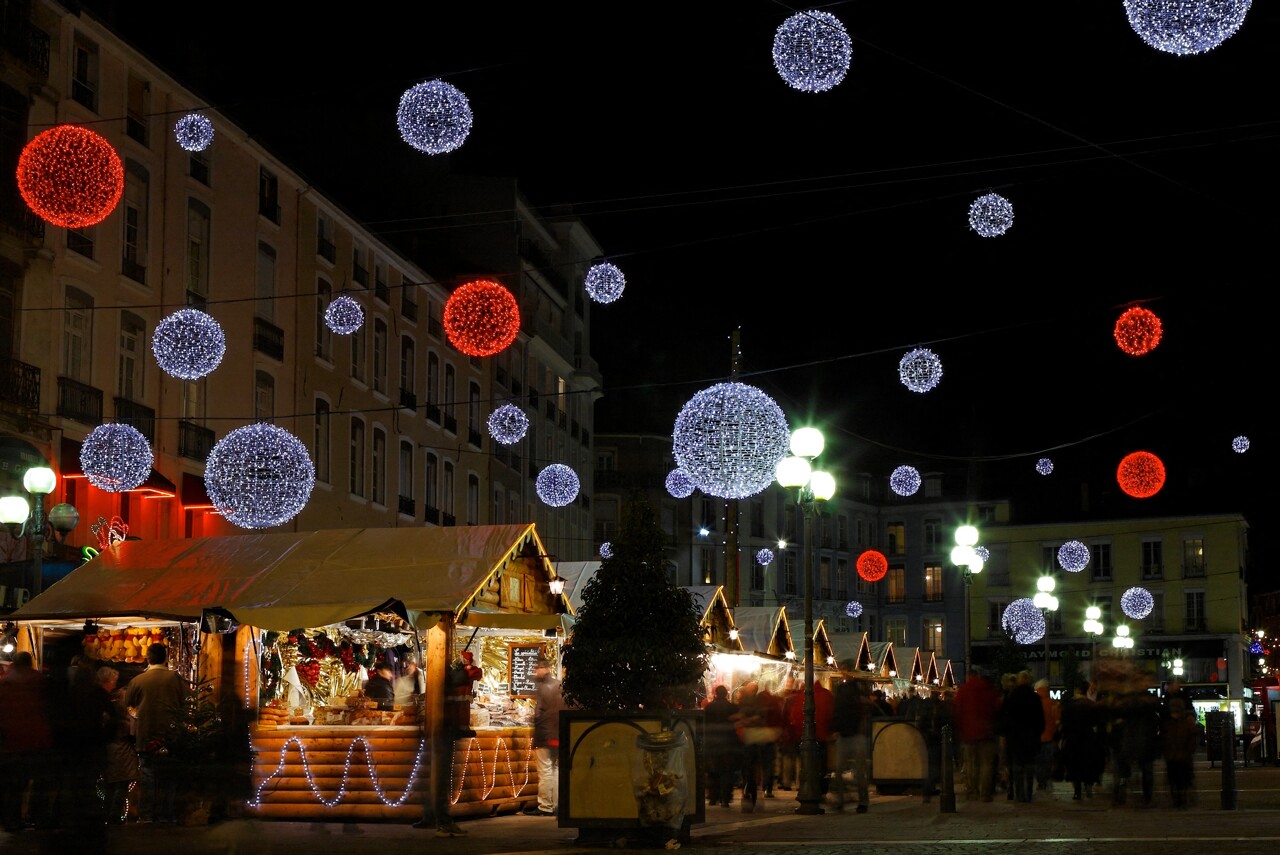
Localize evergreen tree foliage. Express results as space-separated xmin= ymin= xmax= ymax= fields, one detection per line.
xmin=990 ymin=634 xmax=1031 ymax=680
xmin=561 ymin=494 xmax=708 ymax=710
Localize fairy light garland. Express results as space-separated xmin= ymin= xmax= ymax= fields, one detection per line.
xmin=898 ymin=347 xmax=943 ymax=393
xmin=1124 ymin=0 xmax=1251 ymax=55
xmin=449 ymin=735 xmax=534 ymax=804
xmin=1113 ymin=306 xmax=1163 ymax=356
xmin=80 ymin=422 xmax=154 ymax=492
xmin=536 ymin=463 xmax=580 ymax=507
xmin=772 ymin=10 xmax=853 ymax=93
xmin=1002 ymin=597 xmax=1046 ymax=644
xmin=249 ymin=735 xmax=426 ymax=808
xmin=889 ymin=465 xmax=921 ymax=497
xmin=152 ymin=308 xmax=227 ymax=380
xmin=584 ymin=261 xmax=626 ymax=304
xmin=173 ymin=113 xmax=215 ymax=152
xmin=671 ymin=382 xmax=790 ymax=499
xmin=204 ymin=423 xmax=316 ymax=528
xmin=486 ymin=403 xmax=529 ymax=445
xmin=17 ymin=124 xmax=125 ymax=228
xmin=443 ymin=279 xmax=521 ymax=357
xmin=1057 ymin=540 xmax=1090 ymax=572
xmin=665 ymin=468 xmax=696 ymax=499
xmin=1117 ymin=450 xmax=1166 ymax=498
xmin=1121 ymin=586 xmax=1155 ymax=620
xmin=968 ymin=192 xmax=1014 ymax=237
xmin=396 ymin=79 xmax=473 ymax=155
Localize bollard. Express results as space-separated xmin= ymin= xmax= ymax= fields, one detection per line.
xmin=1221 ymin=717 xmax=1237 ymax=810
xmin=939 ymin=723 xmax=956 ymax=813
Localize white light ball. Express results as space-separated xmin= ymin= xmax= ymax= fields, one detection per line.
xmin=756 ymin=548 xmax=775 ymax=566
xmin=152 ymin=308 xmax=226 ymax=380
xmin=584 ymin=261 xmax=626 ymax=304
xmin=1036 ymin=458 xmax=1054 ymax=475
xmin=772 ymin=10 xmax=852 ymax=93
xmin=396 ymin=79 xmax=473 ymax=155
xmin=889 ymin=465 xmax=922 ymax=497
xmin=1002 ymin=598 xmax=1046 ymax=644
xmin=968 ymin=192 xmax=1014 ymax=237
xmin=486 ymin=404 xmax=529 ymax=445
xmin=536 ymin=464 xmax=579 ymax=507
xmin=665 ymin=468 xmax=696 ymax=499
xmin=1232 ymin=435 xmax=1250 ymax=453
xmin=672 ymin=382 xmax=790 ymax=499
xmin=1124 ymin=0 xmax=1251 ymax=55
xmin=80 ymin=423 xmax=153 ymax=492
xmin=173 ymin=113 xmax=214 ymax=152
xmin=845 ymin=600 xmax=863 ymax=619
xmin=324 ymin=294 xmax=364 ymax=335
xmin=1058 ymin=540 xmax=1091 ymax=573
xmin=600 ymin=542 xmax=613 ymax=560
xmin=899 ymin=347 xmax=943 ymax=393
xmin=974 ymin=546 xmax=990 ymax=563
xmin=1121 ymin=586 xmax=1155 ymax=620
xmin=204 ymin=423 xmax=315 ymax=529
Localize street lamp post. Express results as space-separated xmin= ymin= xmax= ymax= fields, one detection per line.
xmin=951 ymin=525 xmax=982 ymax=682
xmin=776 ymin=426 xmax=835 ymax=816
xmin=0 ymin=466 xmax=57 ymax=601
xmin=1083 ymin=606 xmax=1105 ymax=680
xmin=1034 ymin=576 xmax=1059 ymax=683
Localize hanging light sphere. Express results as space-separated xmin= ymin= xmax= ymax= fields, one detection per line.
xmin=1121 ymin=586 xmax=1155 ymax=620
xmin=152 ymin=308 xmax=227 ymax=380
xmin=1003 ymin=598 xmax=1046 ymax=644
xmin=396 ymin=79 xmax=473 ymax=155
xmin=443 ymin=279 xmax=521 ymax=357
xmin=1232 ymin=435 xmax=1250 ymax=453
xmin=535 ymin=463 xmax=580 ymax=507
xmin=1124 ymin=0 xmax=1251 ymax=55
xmin=17 ymin=125 xmax=124 ymax=228
xmin=899 ymin=347 xmax=943 ymax=393
xmin=1058 ymin=539 xmax=1091 ymax=572
xmin=204 ymin=423 xmax=315 ymax=529
xmin=974 ymin=545 xmax=991 ymax=563
xmin=1117 ymin=450 xmax=1166 ymax=498
xmin=599 ymin=542 xmax=613 ymax=560
xmin=889 ymin=465 xmax=922 ymax=497
xmin=967 ymin=192 xmax=1014 ymax=237
xmin=584 ymin=261 xmax=626 ymax=304
xmin=856 ymin=549 xmax=888 ymax=583
xmin=80 ymin=423 xmax=153 ymax=492
xmin=671 ymin=382 xmax=789 ymax=499
xmin=47 ymin=503 xmax=80 ymax=534
xmin=772 ymin=10 xmax=853 ymax=93
xmin=1036 ymin=458 xmax=1054 ymax=476
xmin=324 ymin=294 xmax=364 ymax=335
xmin=1113 ymin=306 xmax=1163 ymax=356
xmin=173 ymin=113 xmax=214 ymax=152
xmin=845 ymin=600 xmax=863 ymax=619
xmin=756 ymin=548 xmax=775 ymax=566
xmin=486 ymin=403 xmax=529 ymax=445
xmin=665 ymin=468 xmax=696 ymax=499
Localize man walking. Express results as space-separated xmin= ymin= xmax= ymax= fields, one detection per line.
xmin=124 ymin=643 xmax=187 ymax=823
xmin=829 ymin=661 xmax=872 ymax=813
xmin=524 ymin=655 xmax=566 ymax=817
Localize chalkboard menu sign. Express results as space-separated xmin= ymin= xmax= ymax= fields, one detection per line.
xmin=508 ymin=643 xmax=545 ymax=697
xmin=1205 ymin=710 xmax=1235 ymax=763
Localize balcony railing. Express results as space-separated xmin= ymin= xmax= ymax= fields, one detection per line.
xmin=125 ymin=113 xmax=148 ymax=145
xmin=114 ymin=397 xmax=155 ymax=444
xmin=352 ymin=262 xmax=368 ymax=286
xmin=398 ymin=495 xmax=415 ymax=517
xmin=444 ymin=414 xmax=457 ymax=433
xmin=1184 ymin=563 xmax=1207 ymax=578
xmin=374 ymin=278 xmax=389 ymax=304
xmin=122 ymin=257 xmax=146 ymax=284
xmin=468 ymin=427 xmax=483 ymax=449
xmin=442 ymin=512 xmax=456 ymax=527
xmin=1141 ymin=563 xmax=1164 ymax=580
xmin=0 ymin=358 xmax=40 ymax=410
xmin=2 ymin=21 xmax=50 ymax=75
xmin=317 ymin=237 xmax=335 ymax=263
xmin=424 ymin=505 xmax=440 ymax=525
xmin=428 ymin=316 xmax=442 ymax=338
xmin=426 ymin=403 xmax=441 ymax=424
xmin=178 ymin=420 xmax=215 ymax=461
xmin=56 ymin=376 xmax=103 ymax=424
xmin=253 ymin=317 xmax=285 ymax=360
xmin=258 ymin=198 xmax=280 ymax=223
xmin=495 ymin=366 xmax=508 ymax=387
xmin=399 ymin=388 xmax=417 ymax=412
xmin=401 ymin=297 xmax=417 ymax=322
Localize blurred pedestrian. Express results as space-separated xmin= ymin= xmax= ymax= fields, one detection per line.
xmin=99 ymin=666 xmax=138 ymax=824
xmin=757 ymin=685 xmax=784 ymax=798
xmin=523 ymin=656 xmax=566 ymax=818
xmin=999 ymin=671 xmax=1044 ymax=803
xmin=1160 ymin=681 xmax=1198 ymax=809
xmin=125 ymin=643 xmax=187 ymax=824
xmin=1034 ymin=678 xmax=1061 ymax=792
xmin=871 ymin=689 xmax=895 ymax=717
xmin=393 ymin=653 xmax=426 ymax=706
xmin=1110 ymin=681 xmax=1161 ymax=807
xmin=0 ymin=651 xmax=55 ymax=832
xmin=703 ymin=684 xmax=741 ymax=807
xmin=953 ymin=668 xmax=1001 ymax=801
xmin=735 ymin=682 xmax=770 ymax=812
xmin=777 ymin=680 xmax=801 ymax=791
xmin=828 ymin=662 xmax=872 ymax=813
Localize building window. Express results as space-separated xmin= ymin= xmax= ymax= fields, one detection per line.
xmin=923 ymin=618 xmax=943 ymax=654
xmin=783 ymin=551 xmax=797 ymax=596
xmin=181 ymin=379 xmax=204 ymax=421
xmin=350 ymin=323 xmax=366 ymax=383
xmin=837 ymin=515 xmax=848 ymax=549
xmin=122 ymin=161 xmax=148 ymax=283
xmin=316 ymin=279 xmax=332 ymax=360
xmin=189 ymin=147 xmax=210 ymax=185
xmin=373 ymin=318 xmax=387 ymax=394
xmin=256 ymin=241 xmax=276 ymax=321
xmin=1041 ymin=545 xmax=1058 ymax=575
xmin=372 ymin=428 xmax=386 ymax=506
xmin=314 ymin=399 xmax=331 ymax=484
xmin=1090 ymin=543 xmax=1112 ymax=581
xmin=987 ymin=600 xmax=1009 ymax=637
xmin=444 ymin=364 xmax=457 ymax=430
xmin=67 ymin=225 xmax=94 ymax=258
xmin=442 ymin=461 xmax=455 ymax=518
xmin=64 ymin=286 xmax=93 ymax=381
xmin=468 ymin=382 xmax=481 ymax=441
xmin=836 ymin=558 xmax=849 ymax=600
xmin=887 ymin=566 xmax=905 ymax=604
xmin=1183 ymin=538 xmax=1206 ymax=578
xmin=117 ymin=311 xmax=145 ymax=401
xmin=258 ymin=167 xmax=280 ymax=222
xmin=887 ymin=521 xmax=906 ymax=555
xmin=125 ymin=73 xmax=150 ymax=145
xmin=885 ymin=618 xmax=907 ymax=649
xmin=400 ymin=336 xmax=416 ymax=406
xmin=425 ymin=453 xmax=438 ymax=516
xmin=924 ymin=518 xmax=941 ymax=554
xmin=1142 ymin=540 xmax=1163 ymax=580
xmin=349 ymin=417 xmax=365 ymax=497
xmin=316 ymin=213 xmax=335 ymax=263
xmin=399 ymin=440 xmax=414 ymax=504
xmin=71 ymin=33 xmax=99 ymax=111
xmin=467 ymin=474 xmax=480 ymax=525
xmin=1096 ymin=595 xmax=1113 ymax=629
xmin=751 ymin=559 xmax=764 ymax=591
xmin=1148 ymin=591 xmax=1165 ymax=632
xmin=1184 ymin=591 xmax=1206 ymax=632
xmin=254 ymin=370 xmax=274 ymax=421
xmin=426 ymin=352 xmax=440 ymax=422
xmin=492 ymin=488 xmax=503 ymax=524
xmin=923 ymin=563 xmax=943 ymax=601
xmin=186 ymin=200 xmax=210 ymax=301
xmin=820 ymin=556 xmax=831 ymax=599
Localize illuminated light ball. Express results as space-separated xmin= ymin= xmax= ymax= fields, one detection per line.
xmin=672 ymin=382 xmax=789 ymax=499
xmin=666 ymin=468 xmax=696 ymax=499
xmin=973 ymin=545 xmax=991 ymax=566
xmin=772 ymin=10 xmax=852 ymax=93
xmin=600 ymin=542 xmax=613 ymax=560
xmin=535 ymin=463 xmax=580 ymax=507
xmin=967 ymin=192 xmax=1014 ymax=237
xmin=80 ymin=423 xmax=153 ymax=492
xmin=1250 ymin=640 xmax=1265 ymax=655
xmin=1232 ymin=435 xmax=1249 ymax=453
xmin=204 ymin=423 xmax=315 ymax=529
xmin=845 ymin=600 xmax=863 ymax=619
xmin=173 ymin=113 xmax=214 ymax=152
xmin=1121 ymin=586 xmax=1155 ymax=620
xmin=324 ymin=294 xmax=364 ymax=335
xmin=889 ymin=465 xmax=922 ymax=497
xmin=1113 ymin=306 xmax=1163 ymax=356
xmin=1117 ymin=450 xmax=1166 ymax=498
xmin=396 ymin=79 xmax=473 ymax=155
xmin=443 ymin=279 xmax=521 ymax=357
xmin=856 ymin=549 xmax=888 ymax=583
xmin=152 ymin=308 xmax=226 ymax=380
xmin=898 ymin=347 xmax=943 ymax=393
xmin=756 ymin=548 xmax=775 ymax=566
xmin=1036 ymin=458 xmax=1054 ymax=476
xmin=17 ymin=125 xmax=124 ymax=228
xmin=1124 ymin=0 xmax=1251 ymax=55
xmin=487 ymin=404 xmax=529 ymax=445
xmin=584 ymin=261 xmax=626 ymax=304
xmin=1058 ymin=540 xmax=1091 ymax=572
xmin=1002 ymin=597 xmax=1046 ymax=645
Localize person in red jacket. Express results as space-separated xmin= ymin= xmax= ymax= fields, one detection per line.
xmin=952 ymin=668 xmax=1002 ymax=801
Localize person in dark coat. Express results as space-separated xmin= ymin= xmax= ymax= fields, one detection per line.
xmin=0 ymin=651 xmax=55 ymax=832
xmin=124 ymin=643 xmax=188 ymax=824
xmin=1059 ymin=681 xmax=1106 ymax=799
xmin=363 ymin=662 xmax=396 ymax=703
xmin=1160 ymin=681 xmax=1198 ymax=809
xmin=828 ymin=664 xmax=872 ymax=812
xmin=525 ymin=656 xmax=566 ymax=817
xmin=998 ymin=670 xmax=1044 ymax=803
xmin=1111 ymin=684 xmax=1161 ymax=806
xmin=703 ymin=684 xmax=741 ymax=807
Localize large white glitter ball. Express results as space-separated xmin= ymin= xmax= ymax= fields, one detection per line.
xmin=772 ymin=10 xmax=853 ymax=93
xmin=666 ymin=468 xmax=696 ymax=499
xmin=396 ymin=79 xmax=473 ymax=155
xmin=600 ymin=542 xmax=614 ymax=560
xmin=536 ymin=463 xmax=580 ymax=507
xmin=974 ymin=545 xmax=990 ymax=563
xmin=1124 ymin=0 xmax=1251 ymax=55
xmin=1002 ymin=597 xmax=1046 ymax=644
xmin=1232 ymin=435 xmax=1250 ymax=453
xmin=152 ymin=308 xmax=226 ymax=380
xmin=486 ymin=404 xmax=529 ymax=445
xmin=173 ymin=113 xmax=214 ymax=152
xmin=898 ymin=347 xmax=943 ymax=393
xmin=756 ymin=548 xmax=775 ymax=566
xmin=845 ymin=600 xmax=863 ymax=619
xmin=968 ymin=192 xmax=1014 ymax=237
xmin=890 ymin=465 xmax=922 ymax=497
xmin=1121 ymin=586 xmax=1155 ymax=620
xmin=1036 ymin=458 xmax=1054 ymax=475
xmin=1057 ymin=540 xmax=1091 ymax=573
xmin=204 ymin=423 xmax=315 ymax=529
xmin=324 ymin=294 xmax=364 ymax=335
xmin=80 ymin=423 xmax=153 ymax=492
xmin=672 ymin=382 xmax=790 ymax=499
xmin=584 ymin=261 xmax=626 ymax=304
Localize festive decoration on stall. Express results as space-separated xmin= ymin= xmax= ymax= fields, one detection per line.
xmin=250 ymin=735 xmax=427 ymax=809
xmin=1057 ymin=540 xmax=1090 ymax=572
xmin=845 ymin=600 xmax=863 ymax=618
xmin=671 ymin=382 xmax=789 ymax=499
xmin=152 ymin=308 xmax=227 ymax=379
xmin=1002 ymin=597 xmax=1046 ymax=644
xmin=600 ymin=541 xmax=613 ymax=559
xmin=1121 ymin=586 xmax=1155 ymax=620
xmin=204 ymin=423 xmax=316 ymax=528
xmin=173 ymin=112 xmax=215 ymax=151
xmin=79 ymin=423 xmax=153 ymax=492
xmin=486 ymin=403 xmax=529 ymax=445
xmin=396 ymin=79 xmax=473 ymax=155
xmin=772 ymin=9 xmax=852 ymax=93
xmin=584 ymin=261 xmax=626 ymax=304
xmin=1232 ymin=435 xmax=1250 ymax=453
xmin=1124 ymin=0 xmax=1251 ymax=55
xmin=665 ymin=468 xmax=696 ymax=499
xmin=898 ymin=347 xmax=943 ymax=393
xmin=1113 ymin=306 xmax=1163 ymax=356
xmin=17 ymin=125 xmax=124 ymax=228
xmin=443 ymin=279 xmax=521 ymax=356
xmin=448 ymin=735 xmax=534 ymax=804
xmin=90 ymin=515 xmax=129 ymax=550
xmin=889 ymin=465 xmax=921 ymax=497
xmin=82 ymin=625 xmax=167 ymax=664
xmin=535 ymin=463 xmax=580 ymax=507
xmin=856 ymin=549 xmax=888 ymax=583
xmin=1036 ymin=458 xmax=1054 ymax=475
xmin=968 ymin=192 xmax=1014 ymax=237
xmin=1117 ymin=450 xmax=1166 ymax=498
xmin=324 ymin=294 xmax=364 ymax=335
xmin=756 ymin=548 xmax=775 ymax=566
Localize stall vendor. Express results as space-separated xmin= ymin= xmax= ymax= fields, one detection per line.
xmin=446 ymin=652 xmax=482 ymax=736
xmin=363 ymin=661 xmax=395 ymax=706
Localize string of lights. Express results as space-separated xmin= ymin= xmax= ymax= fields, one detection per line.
xmin=448 ymin=735 xmax=534 ymax=804
xmin=247 ymin=734 xmax=426 ymax=809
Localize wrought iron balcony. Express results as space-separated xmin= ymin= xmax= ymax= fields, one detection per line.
xmin=398 ymin=495 xmax=415 ymax=517
xmin=317 ymin=237 xmax=336 ymax=263
xmin=253 ymin=317 xmax=285 ymax=360
xmin=0 ymin=358 xmax=39 ymax=410
xmin=56 ymin=376 xmax=103 ymax=425
xmin=178 ymin=420 xmax=215 ymax=461
xmin=113 ymin=397 xmax=155 ymax=444
xmin=424 ymin=505 xmax=440 ymax=525
xmin=399 ymin=388 xmax=417 ymax=412
xmin=468 ymin=427 xmax=483 ymax=449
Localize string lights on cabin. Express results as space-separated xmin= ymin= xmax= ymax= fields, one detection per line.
xmin=856 ymin=549 xmax=888 ymax=583
xmin=771 ymin=9 xmax=853 ymax=93
xmin=1003 ymin=597 xmax=1046 ymax=644
xmin=665 ymin=468 xmax=696 ymax=499
xmin=443 ymin=279 xmax=521 ymax=357
xmin=80 ymin=423 xmax=154 ymax=492
xmin=1058 ymin=539 xmax=1091 ymax=572
xmin=898 ymin=347 xmax=942 ymax=393
xmin=248 ymin=735 xmax=426 ymax=808
xmin=967 ymin=192 xmax=1014 ymax=237
xmin=1124 ymin=0 xmax=1251 ymax=55
xmin=584 ymin=261 xmax=626 ymax=304
xmin=1036 ymin=458 xmax=1054 ymax=475
xmin=1117 ymin=450 xmax=1166 ymax=498
xmin=17 ymin=124 xmax=125 ymax=228
xmin=1113 ymin=306 xmax=1163 ymax=356
xmin=1121 ymin=586 xmax=1155 ymax=620
xmin=396 ymin=79 xmax=473 ymax=155
xmin=1232 ymin=435 xmax=1250 ymax=453
xmin=204 ymin=423 xmax=316 ymax=529
xmin=152 ymin=308 xmax=227 ymax=380
xmin=671 ymin=382 xmax=790 ymax=499
xmin=173 ymin=112 xmax=215 ymax=152
xmin=448 ymin=735 xmax=534 ymax=804
xmin=486 ymin=403 xmax=529 ymax=445
xmin=755 ymin=548 xmax=774 ymax=566
xmin=324 ymin=294 xmax=365 ymax=335
xmin=889 ymin=465 xmax=921 ymax=497
xmin=535 ymin=464 xmax=580 ymax=507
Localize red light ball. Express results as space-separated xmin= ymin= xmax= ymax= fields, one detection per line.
xmin=1113 ymin=306 xmax=1163 ymax=356
xmin=1117 ymin=450 xmax=1166 ymax=499
xmin=856 ymin=549 xmax=888 ymax=583
xmin=443 ymin=279 xmax=521 ymax=357
xmin=17 ymin=125 xmax=124 ymax=228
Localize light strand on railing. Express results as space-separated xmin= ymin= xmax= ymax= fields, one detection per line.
xmin=449 ymin=736 xmax=534 ymax=804
xmin=248 ymin=735 xmax=425 ymax=808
